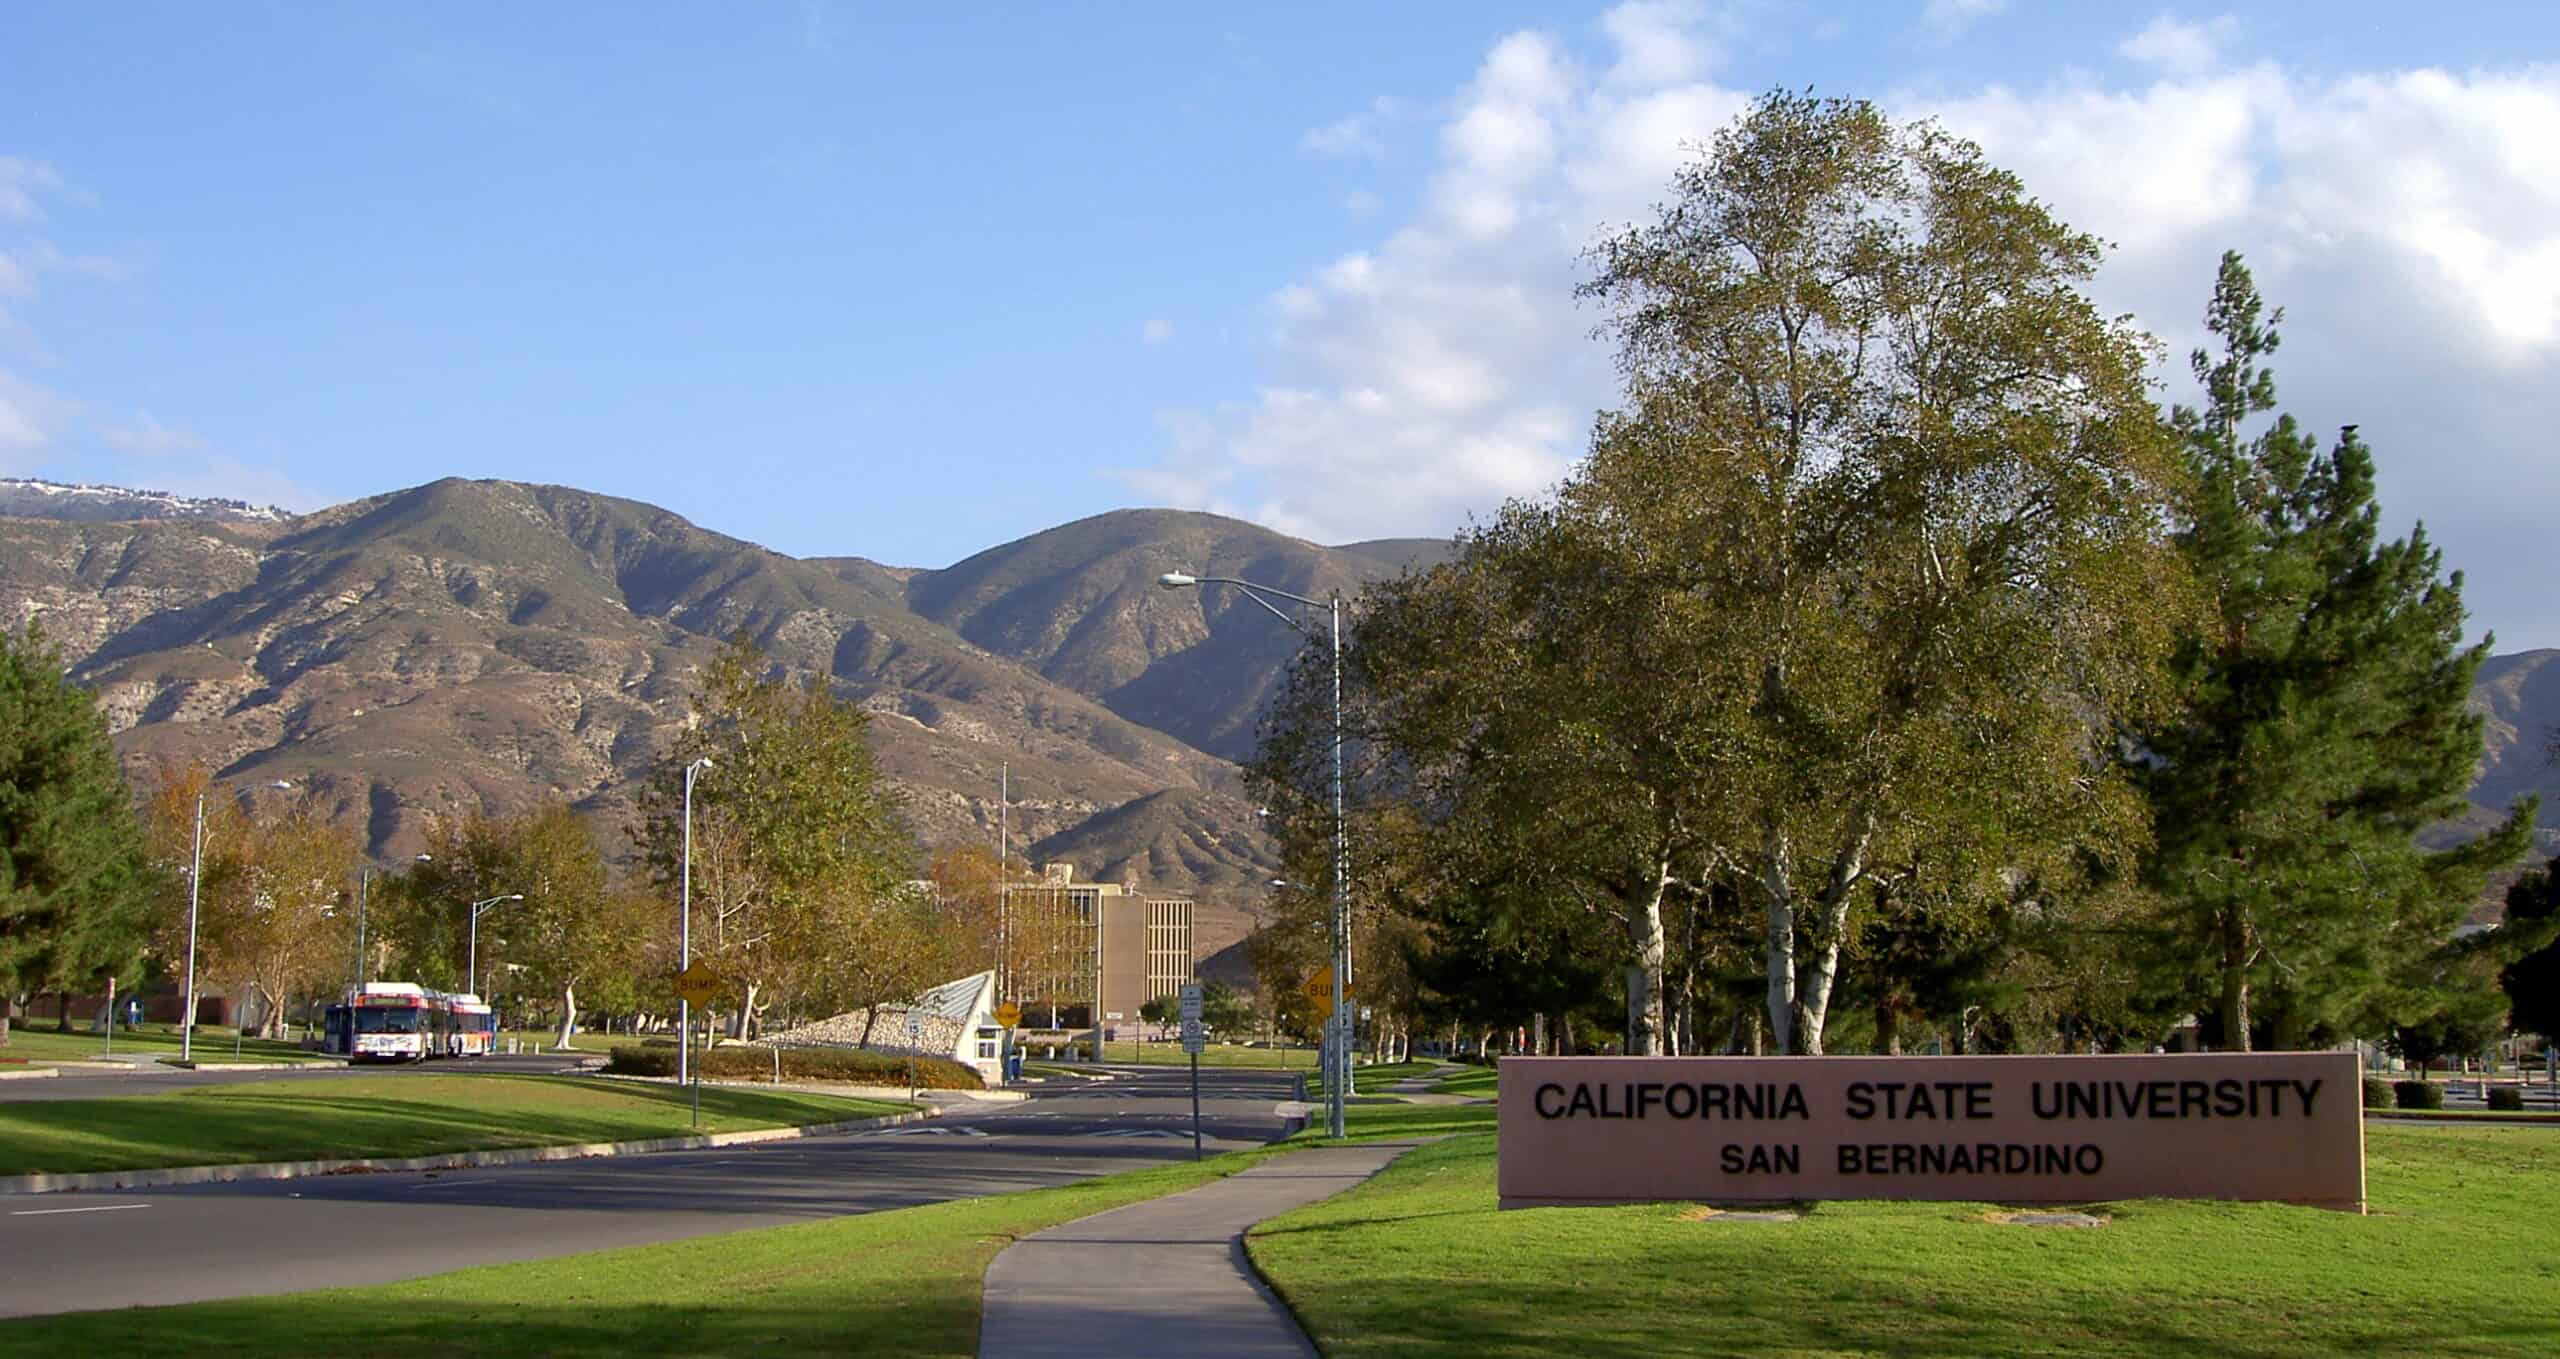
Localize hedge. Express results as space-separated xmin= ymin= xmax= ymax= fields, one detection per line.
xmin=2487 ymin=1086 xmax=2525 ymax=1112
xmin=2362 ymin=1077 xmax=2395 ymax=1110
xmin=2394 ymin=1079 xmax=2445 ymax=1111
xmin=604 ymin=1044 xmax=983 ymax=1090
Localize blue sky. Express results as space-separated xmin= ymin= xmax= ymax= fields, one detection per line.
xmin=4 ymin=2 xmax=2557 ymax=646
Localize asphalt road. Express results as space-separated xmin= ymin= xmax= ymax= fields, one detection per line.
xmin=0 ymin=1053 xmax=592 ymax=1102
xmin=0 ymin=1064 xmax=1307 ymax=1319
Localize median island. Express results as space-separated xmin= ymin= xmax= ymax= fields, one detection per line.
xmin=0 ymin=1073 xmax=908 ymax=1177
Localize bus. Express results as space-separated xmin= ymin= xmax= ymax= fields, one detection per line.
xmin=322 ymin=983 xmax=496 ymax=1062
xmin=446 ymin=993 xmax=496 ymax=1057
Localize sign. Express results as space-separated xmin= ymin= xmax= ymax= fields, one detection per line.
xmin=673 ymin=962 xmax=722 ymax=1008
xmin=1179 ymin=983 xmax=1203 ymax=1024
xmin=1498 ymin=1053 xmax=2365 ymax=1213
xmin=1181 ymin=1018 xmax=1205 ymax=1056
xmin=905 ymin=1011 xmax=924 ymax=1039
xmin=994 ymin=1002 xmax=1022 ymax=1029
xmin=1301 ymin=971 xmax=1348 ymax=1008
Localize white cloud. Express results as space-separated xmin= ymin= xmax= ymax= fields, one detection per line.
xmin=1301 ymin=97 xmax=1406 ymax=160
xmin=0 ymin=369 xmax=71 ymax=462
xmin=1140 ymin=318 xmax=1176 ymax=345
xmin=2118 ymin=13 xmax=2239 ymax=74
xmin=1343 ymin=189 xmax=1384 ymax=219
xmin=0 ymin=158 xmax=63 ymax=221
xmin=99 ymin=410 xmax=207 ymax=456
xmin=1923 ymin=0 xmax=2011 ymax=39
xmin=1120 ymin=6 xmax=2560 ymax=647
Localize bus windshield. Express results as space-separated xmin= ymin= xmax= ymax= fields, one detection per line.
xmin=355 ymin=1008 xmax=422 ymax=1033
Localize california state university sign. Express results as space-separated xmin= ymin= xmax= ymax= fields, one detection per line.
xmin=1497 ymin=1053 xmax=2365 ymax=1212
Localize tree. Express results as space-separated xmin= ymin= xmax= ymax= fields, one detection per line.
xmin=1258 ymin=92 xmax=2190 ymax=1056
xmin=0 ymin=623 xmax=160 ymax=1045
xmin=637 ymin=636 xmax=918 ymax=1036
xmin=2134 ymin=253 xmax=2537 ymax=1050
xmin=2496 ymin=866 xmax=2560 ymax=1041
xmin=141 ymin=763 xmax=352 ymax=1037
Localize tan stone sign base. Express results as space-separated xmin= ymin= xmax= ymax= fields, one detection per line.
xmin=1498 ymin=1052 xmax=2365 ymax=1213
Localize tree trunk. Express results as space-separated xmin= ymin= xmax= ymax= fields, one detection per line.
xmin=728 ymin=981 xmax=761 ymax=1040
xmin=1762 ymin=825 xmax=1798 ymax=1054
xmin=1877 ymin=999 xmax=1902 ymax=1056
xmin=1626 ymin=853 xmax=1671 ymax=1055
xmin=1531 ymin=1012 xmax=1546 ymax=1057
xmin=1787 ymin=806 xmax=1878 ymax=1056
xmin=556 ymin=983 xmax=579 ymax=1049
xmin=2220 ymin=914 xmax=2253 ymax=1052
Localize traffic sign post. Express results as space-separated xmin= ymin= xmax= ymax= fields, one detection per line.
xmin=1180 ymin=984 xmax=1205 ymax=1160
xmin=906 ymin=1010 xmax=923 ymax=1102
xmin=673 ymin=963 xmax=722 ymax=1128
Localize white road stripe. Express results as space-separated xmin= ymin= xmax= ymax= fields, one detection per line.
xmin=10 ymin=1203 xmax=152 ymax=1216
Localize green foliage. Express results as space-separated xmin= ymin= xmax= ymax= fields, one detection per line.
xmin=0 ymin=621 xmax=161 ymax=1033
xmin=2395 ymin=1079 xmax=2446 ymax=1110
xmin=2133 ymin=253 xmax=2536 ymax=1051
xmin=2498 ymin=866 xmax=2560 ymax=1039
xmin=600 ymin=1042 xmax=981 ymax=1090
xmin=2488 ymin=1086 xmax=2525 ymax=1111
xmin=1256 ymin=90 xmax=2191 ymax=1057
xmin=2362 ymin=1076 xmax=2394 ymax=1110
xmin=636 ymin=635 xmax=925 ymax=1029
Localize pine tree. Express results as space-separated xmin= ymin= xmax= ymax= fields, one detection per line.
xmin=2136 ymin=253 xmax=2537 ymax=1050
xmin=2497 ymin=866 xmax=2560 ymax=1041
xmin=0 ymin=622 xmax=160 ymax=1045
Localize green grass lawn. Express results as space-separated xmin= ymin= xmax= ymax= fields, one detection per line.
xmin=1097 ymin=1039 xmax=1320 ymax=1069
xmin=0 ymin=1074 xmax=907 ymax=1176
xmin=1249 ymin=1122 xmax=2560 ymax=1358
xmin=1429 ymin=1064 xmax=1498 ymax=1098
xmin=0 ymin=1022 xmax=320 ymax=1066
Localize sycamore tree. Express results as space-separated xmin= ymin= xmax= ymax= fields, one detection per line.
xmin=2133 ymin=254 xmax=2536 ymax=1050
xmin=141 ymin=765 xmax=353 ymax=1037
xmin=637 ymin=636 xmax=917 ymax=1037
xmin=1259 ymin=93 xmax=2190 ymax=1057
xmin=0 ymin=623 xmax=160 ymax=1044
xmin=396 ymin=803 xmax=635 ymax=1044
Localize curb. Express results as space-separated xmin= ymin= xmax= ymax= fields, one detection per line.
xmin=162 ymin=1059 xmax=344 ymax=1071
xmin=2364 ymin=1110 xmax=2560 ymax=1126
xmin=0 ymin=1105 xmax=940 ymax=1197
xmin=0 ymin=1067 xmax=59 ymax=1081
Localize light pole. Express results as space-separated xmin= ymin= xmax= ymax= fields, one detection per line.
xmin=1160 ymin=571 xmax=1350 ymax=1139
xmin=680 ymin=756 xmax=714 ymax=1089
xmin=182 ymin=778 xmax=291 ymax=1063
xmin=466 ymin=893 xmax=522 ymax=998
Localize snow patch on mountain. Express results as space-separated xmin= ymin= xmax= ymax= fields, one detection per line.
xmin=0 ymin=478 xmax=292 ymax=524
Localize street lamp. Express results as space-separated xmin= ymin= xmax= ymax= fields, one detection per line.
xmin=1160 ymin=570 xmax=1352 ymax=1139
xmin=681 ymin=756 xmax=714 ymax=1088
xmin=465 ymin=893 xmax=523 ymax=999
xmin=182 ymin=778 xmax=292 ymax=1063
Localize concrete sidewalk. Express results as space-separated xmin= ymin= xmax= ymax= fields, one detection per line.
xmin=977 ymin=1141 xmax=1420 ymax=1358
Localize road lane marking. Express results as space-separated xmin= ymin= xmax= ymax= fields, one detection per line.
xmin=407 ymin=1178 xmax=494 ymax=1189
xmin=10 ymin=1203 xmax=152 ymax=1216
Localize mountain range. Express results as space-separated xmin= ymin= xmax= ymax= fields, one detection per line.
xmin=0 ymin=477 xmax=1455 ymax=972
xmin=1 ymin=476 xmax=2551 ymax=968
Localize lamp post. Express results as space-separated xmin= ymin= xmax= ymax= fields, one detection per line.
xmin=182 ymin=778 xmax=291 ymax=1064
xmin=1159 ymin=571 xmax=1350 ymax=1139
xmin=680 ymin=756 xmax=714 ymax=1088
xmin=466 ymin=893 xmax=523 ymax=998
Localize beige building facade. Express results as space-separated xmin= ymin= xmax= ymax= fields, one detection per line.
xmin=1002 ymin=863 xmax=1194 ymax=1029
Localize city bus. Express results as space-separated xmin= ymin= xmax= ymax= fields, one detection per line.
xmin=446 ymin=992 xmax=496 ymax=1057
xmin=323 ymin=982 xmax=493 ymax=1062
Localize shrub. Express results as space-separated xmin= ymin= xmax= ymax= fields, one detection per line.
xmin=2487 ymin=1086 xmax=2525 ymax=1112
xmin=2362 ymin=1077 xmax=2394 ymax=1110
xmin=602 ymin=1044 xmax=983 ymax=1090
xmin=2394 ymin=1079 xmax=2445 ymax=1110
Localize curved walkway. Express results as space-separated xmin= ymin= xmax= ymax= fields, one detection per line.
xmin=977 ymin=1141 xmax=1420 ymax=1358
